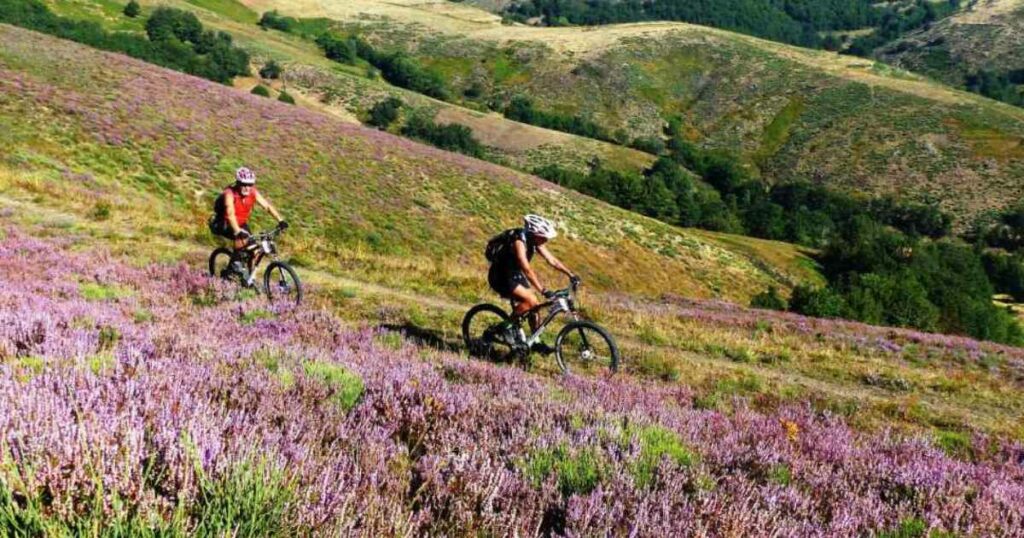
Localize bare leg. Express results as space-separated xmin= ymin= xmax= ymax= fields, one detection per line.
xmin=509 ymin=285 xmax=540 ymax=333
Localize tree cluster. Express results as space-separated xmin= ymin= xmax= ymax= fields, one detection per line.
xmin=504 ymin=0 xmax=957 ymax=50
xmin=0 ymin=0 xmax=249 ymax=84
xmin=965 ymin=69 xmax=1024 ymax=108
xmin=401 ymin=114 xmax=484 ymax=158
xmin=503 ymin=97 xmax=613 ymax=143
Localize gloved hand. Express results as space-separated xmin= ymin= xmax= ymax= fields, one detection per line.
xmin=570 ymin=275 xmax=582 ymax=289
xmin=278 ymin=220 xmax=289 ymax=231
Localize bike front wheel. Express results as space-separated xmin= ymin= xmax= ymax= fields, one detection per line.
xmin=461 ymin=303 xmax=514 ymax=362
xmin=263 ymin=261 xmax=302 ymax=304
xmin=555 ymin=321 xmax=619 ymax=375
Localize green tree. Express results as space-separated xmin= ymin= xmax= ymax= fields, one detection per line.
xmin=367 ymin=97 xmax=403 ymax=129
xmin=259 ymin=59 xmax=282 ymax=79
xmin=123 ymin=0 xmax=140 ymax=18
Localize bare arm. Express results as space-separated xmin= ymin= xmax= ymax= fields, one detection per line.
xmin=224 ymin=190 xmax=241 ymax=235
xmin=255 ymin=191 xmax=283 ymax=222
xmin=537 ymin=244 xmax=574 ymax=280
xmin=514 ymin=240 xmax=546 ymax=293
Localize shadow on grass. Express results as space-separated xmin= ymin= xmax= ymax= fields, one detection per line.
xmin=378 ymin=323 xmax=463 ymax=353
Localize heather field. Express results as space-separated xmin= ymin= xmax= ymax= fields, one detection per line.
xmin=5 ymin=22 xmax=1024 ymax=535
xmin=3 ymin=227 xmax=1024 ymax=535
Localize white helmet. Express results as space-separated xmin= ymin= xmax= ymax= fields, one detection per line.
xmin=235 ymin=166 xmax=256 ymax=185
xmin=524 ymin=214 xmax=558 ymax=239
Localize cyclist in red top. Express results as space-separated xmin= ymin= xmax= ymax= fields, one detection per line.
xmin=210 ymin=167 xmax=287 ymax=275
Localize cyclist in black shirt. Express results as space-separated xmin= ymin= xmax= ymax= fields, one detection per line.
xmin=488 ymin=215 xmax=580 ymax=336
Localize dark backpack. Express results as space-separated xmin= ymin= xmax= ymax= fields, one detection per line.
xmin=212 ymin=187 xmax=229 ymax=219
xmin=484 ymin=228 xmax=523 ymax=263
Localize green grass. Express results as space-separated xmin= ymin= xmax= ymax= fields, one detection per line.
xmin=183 ymin=0 xmax=257 ymax=24
xmin=302 ymin=361 xmax=365 ymax=412
xmin=78 ymin=282 xmax=133 ymax=301
xmin=522 ymin=444 xmax=605 ymax=497
xmin=628 ymin=425 xmax=698 ymax=488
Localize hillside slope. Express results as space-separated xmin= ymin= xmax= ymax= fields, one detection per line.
xmin=877 ymin=0 xmax=1024 ymax=86
xmin=37 ymin=0 xmax=653 ymax=176
xmin=0 ymin=23 xmax=813 ymax=303
xmin=241 ymin=0 xmax=1024 ymax=225
xmin=4 ymin=24 xmax=1024 ymax=449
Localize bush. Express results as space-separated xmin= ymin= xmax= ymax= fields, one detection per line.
xmin=401 ymin=114 xmax=483 ymax=157
xmin=367 ymin=97 xmax=402 ymax=129
xmin=250 ymin=84 xmax=270 ymax=97
xmin=315 ymin=33 xmax=357 ymax=64
xmin=630 ymin=136 xmax=665 ymax=155
xmin=504 ymin=96 xmax=611 ymax=141
xmin=123 ymin=0 xmax=140 ymax=18
xmin=750 ymin=287 xmax=787 ymax=311
xmin=259 ymin=59 xmax=282 ymax=79
xmin=258 ymin=10 xmax=295 ymax=32
xmin=276 ymin=90 xmax=295 ymax=104
xmin=788 ymin=285 xmax=845 ymax=319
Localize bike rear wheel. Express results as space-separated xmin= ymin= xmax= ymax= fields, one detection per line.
xmin=555 ymin=321 xmax=619 ymax=375
xmin=263 ymin=261 xmax=302 ymax=304
xmin=461 ymin=304 xmax=514 ymax=362
xmin=209 ymin=248 xmax=238 ymax=281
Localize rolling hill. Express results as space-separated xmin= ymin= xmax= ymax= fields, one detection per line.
xmin=238 ymin=0 xmax=1024 ymax=226
xmin=876 ymin=0 xmax=1024 ymax=86
xmin=36 ymin=0 xmax=655 ymax=177
xmin=0 ymin=23 xmax=812 ymax=303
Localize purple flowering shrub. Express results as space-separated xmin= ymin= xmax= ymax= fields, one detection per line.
xmin=2 ymin=229 xmax=1023 ymax=536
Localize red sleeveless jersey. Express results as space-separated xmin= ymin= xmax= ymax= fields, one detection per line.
xmin=225 ymin=186 xmax=257 ymax=226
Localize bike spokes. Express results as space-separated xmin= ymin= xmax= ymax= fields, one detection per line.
xmin=464 ymin=308 xmax=513 ymax=361
xmin=556 ymin=323 xmax=618 ymax=375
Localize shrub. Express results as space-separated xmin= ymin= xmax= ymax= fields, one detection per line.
xmin=89 ymin=201 xmax=111 ymax=221
xmin=250 ymin=84 xmax=270 ymax=97
xmin=315 ymin=33 xmax=357 ymax=64
xmin=259 ymin=59 xmax=282 ymax=79
xmin=630 ymin=136 xmax=665 ymax=155
xmin=401 ymin=114 xmax=483 ymax=157
xmin=750 ymin=286 xmax=787 ymax=311
xmin=788 ymin=285 xmax=845 ymax=319
xmin=367 ymin=97 xmax=402 ymax=129
xmin=258 ymin=10 xmax=295 ymax=32
xmin=123 ymin=0 xmax=140 ymax=18
xmin=277 ymin=90 xmax=295 ymax=104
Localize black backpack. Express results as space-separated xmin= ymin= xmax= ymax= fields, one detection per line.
xmin=212 ymin=186 xmax=230 ymax=219
xmin=484 ymin=228 xmax=523 ymax=263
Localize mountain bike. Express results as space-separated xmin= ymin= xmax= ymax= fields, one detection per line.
xmin=208 ymin=224 xmax=302 ymax=304
xmin=461 ymin=279 xmax=619 ymax=374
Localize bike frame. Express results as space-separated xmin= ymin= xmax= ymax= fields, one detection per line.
xmin=235 ymin=230 xmax=281 ymax=286
xmin=512 ymin=287 xmax=582 ymax=348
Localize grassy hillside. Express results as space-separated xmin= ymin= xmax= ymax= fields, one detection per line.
xmin=876 ymin=0 xmax=1024 ymax=86
xmin=0 ymin=23 xmax=812 ymax=302
xmin=37 ymin=0 xmax=654 ymax=176
xmin=6 ymin=25 xmax=1024 ymax=444
xmin=240 ymin=0 xmax=1024 ymax=225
